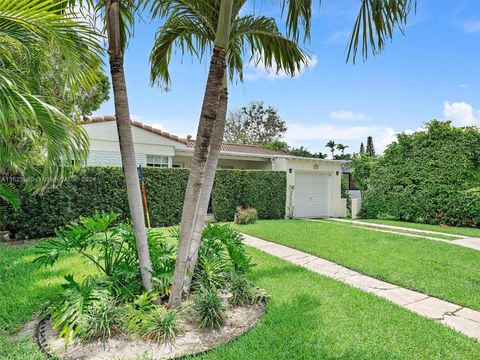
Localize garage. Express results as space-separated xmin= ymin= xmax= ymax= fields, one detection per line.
xmin=294 ymin=171 xmax=331 ymax=218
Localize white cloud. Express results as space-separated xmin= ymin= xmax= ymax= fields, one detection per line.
xmin=443 ymin=101 xmax=480 ymax=127
xmin=244 ymin=55 xmax=318 ymax=81
xmin=329 ymin=110 xmax=368 ymax=121
xmin=463 ymin=20 xmax=480 ymax=34
xmin=326 ymin=31 xmax=350 ymax=44
xmin=284 ymin=123 xmax=398 ymax=153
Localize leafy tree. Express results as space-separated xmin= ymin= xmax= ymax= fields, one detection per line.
xmin=289 ymin=146 xmax=327 ymax=159
xmin=325 ymin=140 xmax=336 ymax=158
xmin=351 ymin=154 xmax=376 ymax=195
xmin=261 ymin=140 xmax=290 ymax=154
xmin=359 ymin=142 xmax=365 ymax=155
xmin=362 ymin=121 xmax=480 ymax=226
xmin=0 ymin=0 xmax=103 ymax=209
xmin=366 ymin=136 xmax=376 ymax=157
xmin=224 ymin=101 xmax=287 ymax=144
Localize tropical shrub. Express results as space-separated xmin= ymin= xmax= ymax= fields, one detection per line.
xmin=2 ymin=167 xmax=286 ymax=239
xmin=34 ymin=212 xmax=175 ymax=300
xmin=361 ymin=121 xmax=480 ymax=226
xmin=34 ymin=215 xmax=265 ymax=342
xmin=194 ymin=287 xmax=226 ymax=329
xmin=234 ymin=206 xmax=258 ymax=225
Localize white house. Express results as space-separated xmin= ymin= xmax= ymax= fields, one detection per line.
xmin=81 ymin=116 xmax=347 ymax=218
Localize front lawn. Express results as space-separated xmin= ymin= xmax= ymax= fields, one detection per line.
xmin=238 ymin=220 xmax=480 ymax=312
xmin=1 ymin=241 xmax=479 ymax=359
xmin=359 ymin=219 xmax=480 ymax=238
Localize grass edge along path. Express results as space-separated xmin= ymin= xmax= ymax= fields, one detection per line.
xmin=237 ymin=220 xmax=480 ymax=313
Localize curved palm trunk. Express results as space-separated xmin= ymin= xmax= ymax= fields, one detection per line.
xmin=183 ymin=80 xmax=228 ymax=292
xmin=105 ymin=0 xmax=153 ymax=291
xmin=169 ymin=0 xmax=233 ymax=308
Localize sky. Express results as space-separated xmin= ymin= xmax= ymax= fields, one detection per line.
xmin=93 ymin=0 xmax=480 ymax=155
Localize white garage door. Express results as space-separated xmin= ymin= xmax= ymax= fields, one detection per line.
xmin=294 ymin=172 xmax=330 ymax=218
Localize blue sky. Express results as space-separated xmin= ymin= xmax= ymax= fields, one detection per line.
xmin=93 ymin=0 xmax=480 ymax=154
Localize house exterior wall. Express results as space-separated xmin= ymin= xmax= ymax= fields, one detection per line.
xmin=273 ymin=157 xmax=346 ymax=218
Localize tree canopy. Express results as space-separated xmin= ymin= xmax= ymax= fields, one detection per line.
xmin=224 ymin=101 xmax=287 ymax=144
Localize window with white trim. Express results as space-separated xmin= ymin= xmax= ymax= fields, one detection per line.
xmin=146 ymin=155 xmax=170 ymax=168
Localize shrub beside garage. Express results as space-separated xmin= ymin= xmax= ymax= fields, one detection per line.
xmin=2 ymin=167 xmax=286 ymax=239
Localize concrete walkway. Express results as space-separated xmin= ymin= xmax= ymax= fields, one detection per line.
xmin=242 ymin=233 xmax=480 ymax=341
xmin=326 ymin=218 xmax=480 ymax=251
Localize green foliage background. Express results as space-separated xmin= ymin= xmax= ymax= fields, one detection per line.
xmin=2 ymin=167 xmax=286 ymax=239
xmin=361 ymin=121 xmax=480 ymax=226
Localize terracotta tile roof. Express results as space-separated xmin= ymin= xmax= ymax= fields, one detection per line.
xmin=82 ymin=116 xmax=288 ymax=156
xmin=82 ymin=116 xmax=188 ymax=145
xmin=187 ymin=140 xmax=288 ymax=156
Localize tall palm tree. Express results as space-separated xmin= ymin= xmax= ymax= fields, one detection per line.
xmin=150 ymin=0 xmax=309 ymax=298
xmin=102 ymin=0 xmax=154 ymax=291
xmin=336 ymin=143 xmax=349 ymax=155
xmin=62 ymin=0 xmax=155 ymax=291
xmin=326 ymin=140 xmax=336 ymax=158
xmin=151 ymin=0 xmax=415 ymax=308
xmin=0 ymin=0 xmax=102 ymax=208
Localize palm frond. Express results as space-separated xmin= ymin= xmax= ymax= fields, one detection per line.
xmin=347 ymin=0 xmax=416 ymax=64
xmin=280 ymin=0 xmax=313 ymax=42
xmin=0 ymin=184 xmax=20 ymax=211
xmin=231 ymin=15 xmax=310 ymax=82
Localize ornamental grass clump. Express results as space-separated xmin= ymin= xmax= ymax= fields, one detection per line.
xmin=194 ymin=287 xmax=226 ymax=329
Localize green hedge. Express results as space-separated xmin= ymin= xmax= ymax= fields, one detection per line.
xmin=212 ymin=170 xmax=286 ymax=222
xmin=361 ymin=121 xmax=480 ymax=227
xmin=2 ymin=167 xmax=286 ymax=239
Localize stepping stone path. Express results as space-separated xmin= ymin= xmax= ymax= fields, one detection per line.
xmin=327 ymin=218 xmax=480 ymax=251
xmin=242 ymin=233 xmax=480 ymax=341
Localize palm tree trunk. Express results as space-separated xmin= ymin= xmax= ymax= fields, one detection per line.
xmin=105 ymin=0 xmax=153 ymax=291
xmin=169 ymin=0 xmax=233 ymax=308
xmin=183 ymin=79 xmax=228 ymax=292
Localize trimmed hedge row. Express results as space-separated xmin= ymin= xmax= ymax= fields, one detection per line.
xmin=2 ymin=167 xmax=286 ymax=239
xmin=213 ymin=170 xmax=286 ymax=221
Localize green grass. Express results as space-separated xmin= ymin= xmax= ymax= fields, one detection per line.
xmin=344 ymin=222 xmax=458 ymax=240
xmin=1 ymin=241 xmax=480 ymax=359
xmin=360 ymin=219 xmax=480 ymax=238
xmin=238 ymin=220 xmax=480 ymax=312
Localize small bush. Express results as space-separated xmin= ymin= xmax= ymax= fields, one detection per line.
xmin=77 ymin=295 xmax=124 ymax=342
xmin=228 ymin=272 xmax=268 ymax=306
xmin=234 ymin=207 xmax=258 ymax=225
xmin=194 ymin=287 xmax=226 ymax=329
xmin=140 ymin=307 xmax=183 ymax=343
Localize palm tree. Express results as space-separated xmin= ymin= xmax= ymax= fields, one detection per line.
xmin=326 ymin=140 xmax=336 ymax=158
xmin=62 ymin=0 xmax=155 ymax=291
xmin=151 ymin=0 xmax=415 ymax=308
xmin=336 ymin=144 xmax=349 ymax=155
xmin=150 ymin=0 xmax=309 ymax=303
xmin=0 ymin=0 xmax=102 ymax=208
xmin=102 ymin=0 xmax=154 ymax=291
